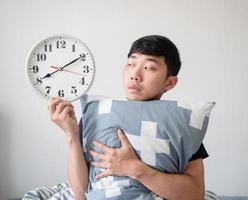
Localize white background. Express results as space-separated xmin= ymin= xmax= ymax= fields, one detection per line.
xmin=0 ymin=0 xmax=247 ymax=199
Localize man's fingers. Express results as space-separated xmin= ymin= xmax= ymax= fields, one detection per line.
xmin=48 ymin=97 xmax=62 ymax=113
xmin=55 ymin=101 xmax=74 ymax=115
xmin=93 ymin=141 xmax=112 ymax=154
xmin=89 ymin=150 xmax=107 ymax=161
xmin=118 ymin=129 xmax=131 ymax=147
xmin=91 ymin=161 xmax=109 ymax=169
xmin=95 ymin=170 xmax=110 ymax=180
xmin=60 ymin=106 xmax=75 ymax=120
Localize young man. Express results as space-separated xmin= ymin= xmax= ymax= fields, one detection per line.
xmin=48 ymin=35 xmax=208 ymax=200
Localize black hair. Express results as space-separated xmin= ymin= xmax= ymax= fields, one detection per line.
xmin=127 ymin=35 xmax=181 ymax=76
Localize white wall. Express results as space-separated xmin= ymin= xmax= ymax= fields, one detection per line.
xmin=0 ymin=0 xmax=247 ymax=199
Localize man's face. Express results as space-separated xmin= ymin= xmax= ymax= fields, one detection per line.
xmin=123 ymin=53 xmax=177 ymax=101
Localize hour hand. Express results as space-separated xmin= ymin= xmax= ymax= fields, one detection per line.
xmin=42 ymin=73 xmax=51 ymax=79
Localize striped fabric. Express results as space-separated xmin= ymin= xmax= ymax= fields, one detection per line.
xmin=22 ymin=182 xmax=74 ymax=200
xmin=205 ymin=190 xmax=221 ymax=200
xmin=22 ymin=181 xmax=221 ymax=200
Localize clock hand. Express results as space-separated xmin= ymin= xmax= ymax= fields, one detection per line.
xmin=50 ymin=66 xmax=86 ymax=77
xmin=61 ymin=55 xmax=82 ymax=69
xmin=42 ymin=54 xmax=83 ymax=79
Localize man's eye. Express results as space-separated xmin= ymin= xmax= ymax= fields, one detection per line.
xmin=145 ymin=66 xmax=156 ymax=71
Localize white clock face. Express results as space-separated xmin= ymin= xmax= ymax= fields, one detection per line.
xmin=26 ymin=35 xmax=95 ymax=102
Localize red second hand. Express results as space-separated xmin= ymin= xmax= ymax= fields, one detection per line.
xmin=50 ymin=66 xmax=85 ymax=76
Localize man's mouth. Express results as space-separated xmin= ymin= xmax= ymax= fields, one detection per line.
xmin=128 ymin=85 xmax=141 ymax=92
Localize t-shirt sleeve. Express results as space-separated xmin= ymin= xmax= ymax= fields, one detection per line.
xmin=189 ymin=143 xmax=209 ymax=161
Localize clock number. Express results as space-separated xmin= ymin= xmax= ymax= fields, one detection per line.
xmin=72 ymin=44 xmax=76 ymax=52
xmin=71 ymin=86 xmax=77 ymax=94
xmin=80 ymin=54 xmax=86 ymax=61
xmin=37 ymin=53 xmax=47 ymax=61
xmin=45 ymin=86 xmax=51 ymax=94
xmin=56 ymin=40 xmax=66 ymax=49
xmin=79 ymin=77 xmax=85 ymax=85
xmin=32 ymin=65 xmax=39 ymax=73
xmin=36 ymin=77 xmax=42 ymax=85
xmin=58 ymin=89 xmax=65 ymax=97
xmin=44 ymin=44 xmax=52 ymax=52
xmin=83 ymin=65 xmax=90 ymax=73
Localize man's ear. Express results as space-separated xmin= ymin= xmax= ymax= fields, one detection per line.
xmin=164 ymin=76 xmax=178 ymax=92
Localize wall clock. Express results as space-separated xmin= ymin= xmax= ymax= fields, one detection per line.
xmin=26 ymin=34 xmax=95 ymax=101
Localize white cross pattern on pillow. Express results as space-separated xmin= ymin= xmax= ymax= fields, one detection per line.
xmin=125 ymin=121 xmax=170 ymax=166
xmin=98 ymin=99 xmax=113 ymax=114
xmin=177 ymin=101 xmax=215 ymax=130
xmin=91 ymin=175 xmax=130 ymax=198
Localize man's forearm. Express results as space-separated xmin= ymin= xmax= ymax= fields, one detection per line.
xmin=133 ymin=161 xmax=204 ymax=200
xmin=67 ymin=136 xmax=89 ymax=200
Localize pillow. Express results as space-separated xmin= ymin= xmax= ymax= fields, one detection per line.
xmin=80 ymin=94 xmax=215 ymax=200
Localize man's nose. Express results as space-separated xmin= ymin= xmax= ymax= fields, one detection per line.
xmin=131 ymin=76 xmax=139 ymax=81
xmin=130 ymin=74 xmax=141 ymax=82
xmin=130 ymin=68 xmax=141 ymax=82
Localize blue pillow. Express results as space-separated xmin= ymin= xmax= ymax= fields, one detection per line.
xmin=80 ymin=94 xmax=215 ymax=200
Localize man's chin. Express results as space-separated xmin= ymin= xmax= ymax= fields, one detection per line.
xmin=127 ymin=93 xmax=162 ymax=101
xmin=127 ymin=94 xmax=144 ymax=101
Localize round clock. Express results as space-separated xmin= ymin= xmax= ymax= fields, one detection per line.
xmin=26 ymin=34 xmax=95 ymax=102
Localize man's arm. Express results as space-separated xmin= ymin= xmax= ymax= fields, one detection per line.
xmin=133 ymin=158 xmax=205 ymax=200
xmin=48 ymin=98 xmax=88 ymax=200
xmin=67 ymin=135 xmax=89 ymax=200
xmin=90 ymin=130 xmax=205 ymax=200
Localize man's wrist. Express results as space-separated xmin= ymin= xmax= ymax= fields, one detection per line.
xmin=67 ymin=133 xmax=80 ymax=145
xmin=128 ymin=160 xmax=147 ymax=179
xmin=130 ymin=160 xmax=155 ymax=181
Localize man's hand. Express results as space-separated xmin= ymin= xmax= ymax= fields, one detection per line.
xmin=48 ymin=97 xmax=79 ymax=139
xmin=90 ymin=129 xmax=205 ymax=199
xmin=90 ymin=129 xmax=140 ymax=179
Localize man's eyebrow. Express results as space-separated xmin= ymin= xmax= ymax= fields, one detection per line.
xmin=129 ymin=55 xmax=137 ymax=60
xmin=146 ymin=57 xmax=159 ymax=65
xmin=129 ymin=55 xmax=160 ymax=65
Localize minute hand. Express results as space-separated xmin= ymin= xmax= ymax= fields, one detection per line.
xmin=61 ymin=55 xmax=82 ymax=69
xmin=42 ymin=55 xmax=82 ymax=79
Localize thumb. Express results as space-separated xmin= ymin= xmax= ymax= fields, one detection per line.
xmin=118 ymin=129 xmax=130 ymax=147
